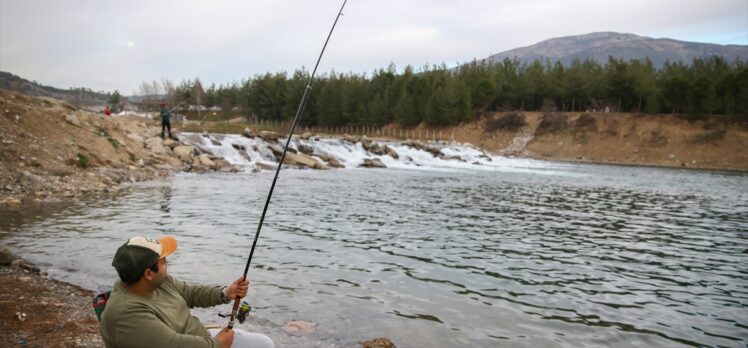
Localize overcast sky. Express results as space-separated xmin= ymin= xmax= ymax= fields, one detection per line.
xmin=1 ymin=0 xmax=746 ymax=94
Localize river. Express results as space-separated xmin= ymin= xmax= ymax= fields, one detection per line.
xmin=1 ymin=142 xmax=747 ymax=347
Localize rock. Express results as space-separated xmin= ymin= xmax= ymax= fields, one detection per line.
xmin=11 ymin=259 xmax=40 ymax=274
xmin=198 ymin=156 xmax=215 ymax=167
xmin=267 ymin=145 xmax=284 ymax=158
xmin=284 ymin=153 xmax=327 ymax=169
xmin=0 ymin=197 xmax=23 ymax=205
xmin=298 ymin=144 xmax=314 ymax=156
xmin=363 ymin=337 xmax=396 ymax=348
xmin=282 ymin=320 xmax=316 ymax=335
xmin=211 ymin=138 xmax=222 ymax=146
xmin=402 ymin=140 xmax=427 ymax=151
xmin=359 ymin=158 xmax=386 ymax=168
xmin=300 ymin=132 xmax=312 ymax=140
xmin=173 ymin=145 xmax=196 ymax=160
xmin=384 ymin=145 xmax=399 ymax=159
xmin=342 ymin=134 xmax=359 ymax=144
xmin=0 ymin=246 xmax=14 ymax=265
xmin=126 ymin=133 xmax=144 ymax=143
xmin=259 ymin=130 xmax=279 ymax=142
xmin=64 ymin=113 xmax=81 ymax=126
xmin=255 ymin=162 xmax=276 ymax=171
xmin=163 ymin=139 xmax=178 ymax=149
xmin=319 ymin=154 xmax=345 ymax=168
xmin=242 ymin=127 xmax=256 ymax=138
xmin=145 ymin=137 xmax=167 ymax=154
xmin=232 ymin=144 xmax=246 ymax=151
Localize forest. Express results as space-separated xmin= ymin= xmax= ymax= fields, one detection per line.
xmin=140 ymin=56 xmax=748 ymax=127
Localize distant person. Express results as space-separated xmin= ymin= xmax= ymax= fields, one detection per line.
xmin=99 ymin=235 xmax=274 ymax=348
xmin=104 ymin=106 xmax=112 ymax=116
xmin=160 ymin=103 xmax=172 ymax=139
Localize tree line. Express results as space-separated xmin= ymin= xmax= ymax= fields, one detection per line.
xmin=139 ymin=56 xmax=748 ymax=127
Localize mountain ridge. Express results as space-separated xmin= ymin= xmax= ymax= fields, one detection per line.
xmin=484 ymin=32 xmax=748 ymax=67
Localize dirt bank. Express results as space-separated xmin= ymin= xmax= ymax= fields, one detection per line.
xmin=445 ymin=112 xmax=748 ymax=171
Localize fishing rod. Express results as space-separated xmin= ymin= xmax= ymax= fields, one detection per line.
xmin=227 ymin=0 xmax=348 ymax=329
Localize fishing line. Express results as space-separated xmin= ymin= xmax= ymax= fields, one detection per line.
xmin=227 ymin=0 xmax=348 ymax=329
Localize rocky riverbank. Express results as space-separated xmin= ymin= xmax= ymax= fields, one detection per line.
xmin=0 ymin=247 xmax=102 ymax=348
xmin=0 ymin=88 xmax=235 ymax=206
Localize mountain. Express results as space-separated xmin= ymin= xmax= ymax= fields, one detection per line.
xmin=484 ymin=32 xmax=748 ymax=67
xmin=0 ymin=71 xmax=110 ymax=107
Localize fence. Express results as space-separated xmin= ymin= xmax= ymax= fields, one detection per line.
xmin=249 ymin=117 xmax=455 ymax=142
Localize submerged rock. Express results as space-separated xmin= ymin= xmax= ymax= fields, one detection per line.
xmin=282 ymin=320 xmax=315 ymax=335
xmin=363 ymin=337 xmax=396 ymax=348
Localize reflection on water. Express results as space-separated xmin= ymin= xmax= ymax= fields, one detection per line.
xmin=1 ymin=161 xmax=747 ymax=347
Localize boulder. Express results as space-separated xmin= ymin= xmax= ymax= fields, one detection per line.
xmin=384 ymin=145 xmax=399 ymax=159
xmin=198 ymin=156 xmax=216 ymax=167
xmin=64 ymin=113 xmax=81 ymax=127
xmin=259 ymin=130 xmax=279 ymax=142
xmin=163 ymin=139 xmax=178 ymax=149
xmin=173 ymin=145 xmax=196 ymax=160
xmin=341 ymin=134 xmax=359 ymax=144
xmin=232 ymin=144 xmax=246 ymax=151
xmin=283 ymin=152 xmax=328 ymax=169
xmin=300 ymin=132 xmax=313 ymax=140
xmin=359 ymin=158 xmax=386 ymax=168
xmin=319 ymin=154 xmax=345 ymax=168
xmin=0 ymin=246 xmax=14 ymax=266
xmin=298 ymin=144 xmax=315 ymax=155
xmin=267 ymin=144 xmax=284 ymax=158
xmin=242 ymin=127 xmax=256 ymax=138
xmin=402 ymin=140 xmax=427 ymax=151
xmin=145 ymin=137 xmax=167 ymax=154
xmin=126 ymin=133 xmax=144 ymax=144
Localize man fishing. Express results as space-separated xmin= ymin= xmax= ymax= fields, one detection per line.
xmin=159 ymin=103 xmax=172 ymax=139
xmin=99 ymin=235 xmax=274 ymax=348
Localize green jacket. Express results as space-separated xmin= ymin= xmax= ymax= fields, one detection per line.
xmin=160 ymin=107 xmax=171 ymax=121
xmin=100 ymin=275 xmax=225 ymax=348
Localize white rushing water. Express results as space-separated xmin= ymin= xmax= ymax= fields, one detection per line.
xmin=184 ymin=132 xmax=569 ymax=176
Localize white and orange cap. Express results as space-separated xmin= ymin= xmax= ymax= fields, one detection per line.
xmin=126 ymin=236 xmax=178 ymax=259
xmin=112 ymin=236 xmax=177 ymax=281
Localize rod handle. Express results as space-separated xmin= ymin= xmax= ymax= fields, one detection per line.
xmin=227 ymin=297 xmax=241 ymax=329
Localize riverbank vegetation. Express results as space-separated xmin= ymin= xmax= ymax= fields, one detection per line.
xmin=152 ymin=56 xmax=747 ymax=127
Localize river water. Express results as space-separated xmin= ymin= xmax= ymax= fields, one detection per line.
xmin=1 ymin=153 xmax=747 ymax=347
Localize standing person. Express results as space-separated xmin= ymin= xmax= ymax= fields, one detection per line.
xmin=104 ymin=106 xmax=112 ymax=116
xmin=99 ymin=235 xmax=274 ymax=348
xmin=160 ymin=103 xmax=172 ymax=139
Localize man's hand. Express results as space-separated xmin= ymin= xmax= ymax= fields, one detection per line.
xmin=216 ymin=328 xmax=234 ymax=348
xmin=226 ymin=277 xmax=249 ymax=300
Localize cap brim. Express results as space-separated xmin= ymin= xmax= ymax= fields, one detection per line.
xmin=159 ymin=236 xmax=177 ymax=258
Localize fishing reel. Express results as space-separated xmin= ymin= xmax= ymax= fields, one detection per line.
xmin=218 ymin=301 xmax=252 ymax=324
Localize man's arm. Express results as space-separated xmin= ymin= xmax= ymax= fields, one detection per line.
xmin=169 ymin=276 xmax=224 ymax=308
xmin=114 ymin=305 xmax=222 ymax=348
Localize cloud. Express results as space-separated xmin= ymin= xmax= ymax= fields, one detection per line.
xmin=0 ymin=0 xmax=745 ymax=93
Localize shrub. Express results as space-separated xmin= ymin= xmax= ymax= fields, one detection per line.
xmin=77 ymin=153 xmax=89 ymax=168
xmin=537 ymin=113 xmax=568 ymax=135
xmin=485 ymin=113 xmax=527 ymax=132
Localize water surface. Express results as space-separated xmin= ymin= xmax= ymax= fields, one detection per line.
xmin=1 ymin=160 xmax=747 ymax=347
